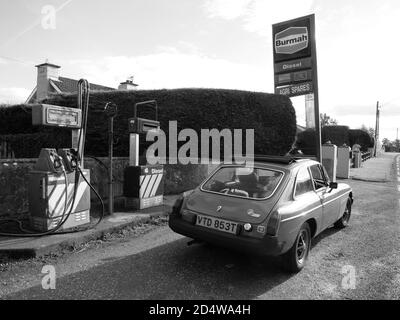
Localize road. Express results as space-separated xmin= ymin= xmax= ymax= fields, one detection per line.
xmin=1 ymin=154 xmax=400 ymax=300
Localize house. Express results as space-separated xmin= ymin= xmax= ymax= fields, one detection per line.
xmin=26 ymin=61 xmax=138 ymax=103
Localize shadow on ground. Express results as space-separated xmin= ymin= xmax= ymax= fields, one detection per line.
xmin=4 ymin=236 xmax=300 ymax=300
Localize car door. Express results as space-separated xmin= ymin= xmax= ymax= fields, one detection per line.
xmin=309 ymin=164 xmax=340 ymax=229
xmin=293 ymin=165 xmax=323 ymax=229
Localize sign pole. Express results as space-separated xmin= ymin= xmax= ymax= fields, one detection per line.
xmin=310 ymin=15 xmax=322 ymax=163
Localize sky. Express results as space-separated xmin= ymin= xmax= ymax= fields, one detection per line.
xmin=0 ymin=0 xmax=399 ymax=140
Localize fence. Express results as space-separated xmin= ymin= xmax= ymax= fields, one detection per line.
xmin=361 ymin=151 xmax=372 ymax=162
xmin=350 ymin=151 xmax=373 ymax=168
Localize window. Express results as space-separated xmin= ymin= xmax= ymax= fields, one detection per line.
xmin=310 ymin=165 xmax=327 ymax=190
xmin=295 ymin=166 xmax=314 ymax=197
xmin=202 ymin=166 xmax=284 ymax=199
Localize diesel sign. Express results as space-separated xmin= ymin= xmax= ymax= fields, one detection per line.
xmin=275 ymin=27 xmax=309 ymax=55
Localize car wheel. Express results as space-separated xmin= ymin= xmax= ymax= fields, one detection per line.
xmin=282 ymin=223 xmax=311 ymax=273
xmin=334 ymin=198 xmax=352 ymax=229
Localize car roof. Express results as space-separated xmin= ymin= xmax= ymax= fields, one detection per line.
xmin=215 ymin=156 xmax=320 ymax=172
xmin=252 ymin=155 xmax=319 ymax=169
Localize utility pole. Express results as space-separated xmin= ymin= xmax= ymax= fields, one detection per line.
xmin=374 ymin=101 xmax=380 ymax=157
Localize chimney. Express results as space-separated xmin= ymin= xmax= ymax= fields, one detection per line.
xmin=35 ymin=61 xmax=61 ymax=101
xmin=118 ymin=76 xmax=138 ymax=91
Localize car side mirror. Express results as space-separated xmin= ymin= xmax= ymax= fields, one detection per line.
xmin=329 ymin=182 xmax=338 ymax=189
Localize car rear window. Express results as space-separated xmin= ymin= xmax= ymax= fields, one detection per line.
xmin=201 ymin=166 xmax=284 ymax=199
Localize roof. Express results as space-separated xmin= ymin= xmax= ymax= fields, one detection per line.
xmin=35 ymin=62 xmax=61 ymax=69
xmin=50 ymin=77 xmax=116 ymax=93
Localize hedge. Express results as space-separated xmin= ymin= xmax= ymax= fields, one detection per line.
xmin=0 ymin=89 xmax=297 ymax=159
xmin=0 ymin=104 xmax=38 ymax=135
xmin=296 ymin=129 xmax=317 ymax=155
xmin=296 ymin=126 xmax=374 ymax=154
xmin=322 ymin=126 xmax=350 ymax=146
xmin=348 ymin=129 xmax=374 ymax=151
xmin=0 ymin=130 xmax=71 ymax=158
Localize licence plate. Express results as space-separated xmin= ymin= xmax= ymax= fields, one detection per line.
xmin=196 ymin=215 xmax=239 ymax=235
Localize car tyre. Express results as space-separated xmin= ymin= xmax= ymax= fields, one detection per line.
xmin=334 ymin=198 xmax=352 ymax=229
xmin=282 ymin=223 xmax=311 ymax=273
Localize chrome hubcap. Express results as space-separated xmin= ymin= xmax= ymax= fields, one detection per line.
xmin=296 ymin=231 xmax=308 ymax=263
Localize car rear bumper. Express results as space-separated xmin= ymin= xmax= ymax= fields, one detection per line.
xmin=169 ymin=215 xmax=286 ymax=256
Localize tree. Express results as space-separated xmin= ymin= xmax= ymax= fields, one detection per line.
xmin=382 ymin=138 xmax=390 ymax=147
xmin=360 ymin=124 xmax=375 ymax=140
xmin=381 ymin=138 xmax=400 ymax=152
xmin=320 ymin=113 xmax=338 ymax=127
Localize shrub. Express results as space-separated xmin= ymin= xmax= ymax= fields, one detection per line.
xmin=321 ymin=126 xmax=350 ymax=146
xmin=349 ymin=129 xmax=374 ymax=151
xmin=0 ymin=89 xmax=297 ymax=158
xmin=0 ymin=130 xmax=71 ymax=158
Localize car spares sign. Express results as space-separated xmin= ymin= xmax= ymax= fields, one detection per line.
xmin=275 ymin=81 xmax=313 ymax=97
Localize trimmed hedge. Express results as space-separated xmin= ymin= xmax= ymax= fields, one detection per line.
xmin=296 ymin=126 xmax=374 ymax=154
xmin=0 ymin=104 xmax=39 ymax=135
xmin=322 ymin=126 xmax=349 ymax=146
xmin=0 ymin=89 xmax=297 ymax=158
xmin=296 ymin=129 xmax=317 ymax=155
xmin=349 ymin=129 xmax=374 ymax=151
xmin=0 ymin=130 xmax=71 ymax=158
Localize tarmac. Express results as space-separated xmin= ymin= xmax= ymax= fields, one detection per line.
xmin=0 ymin=152 xmax=398 ymax=259
xmin=0 ymin=195 xmax=179 ymax=258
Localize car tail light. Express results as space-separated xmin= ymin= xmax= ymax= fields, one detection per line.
xmin=266 ymin=211 xmax=280 ymax=236
xmin=181 ymin=209 xmax=197 ymax=224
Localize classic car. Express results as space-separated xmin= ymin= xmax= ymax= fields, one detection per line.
xmin=169 ymin=156 xmax=353 ymax=272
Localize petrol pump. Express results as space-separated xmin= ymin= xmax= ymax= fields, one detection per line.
xmin=28 ymin=80 xmax=92 ymax=232
xmin=123 ymin=100 xmax=164 ymax=210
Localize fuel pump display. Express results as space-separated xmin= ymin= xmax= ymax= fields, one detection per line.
xmin=32 ymin=104 xmax=82 ymax=128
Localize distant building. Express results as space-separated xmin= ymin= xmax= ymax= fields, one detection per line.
xmin=118 ymin=76 xmax=139 ymax=91
xmin=26 ymin=61 xmax=138 ymax=103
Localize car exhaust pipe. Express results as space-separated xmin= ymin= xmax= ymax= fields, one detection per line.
xmin=187 ymin=239 xmax=203 ymax=246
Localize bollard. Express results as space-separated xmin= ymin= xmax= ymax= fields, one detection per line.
xmin=353 ymin=151 xmax=361 ymax=168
